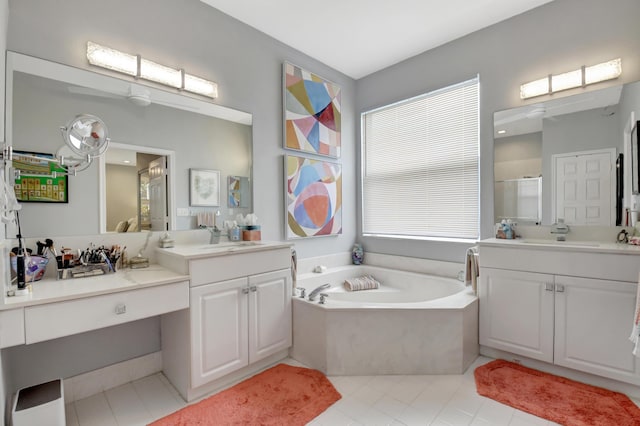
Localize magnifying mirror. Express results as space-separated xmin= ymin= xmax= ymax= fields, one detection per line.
xmin=60 ymin=114 xmax=110 ymax=158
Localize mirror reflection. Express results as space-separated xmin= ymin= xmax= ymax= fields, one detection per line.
xmin=6 ymin=52 xmax=253 ymax=238
xmin=494 ymin=81 xmax=640 ymax=226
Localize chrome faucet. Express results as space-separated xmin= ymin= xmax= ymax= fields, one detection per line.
xmin=550 ymin=218 xmax=570 ymax=241
xmin=308 ymin=283 xmax=330 ymax=301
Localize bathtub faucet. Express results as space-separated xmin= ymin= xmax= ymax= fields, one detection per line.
xmin=308 ymin=283 xmax=330 ymax=301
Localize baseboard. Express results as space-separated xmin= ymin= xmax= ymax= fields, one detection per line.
xmin=62 ymin=351 xmax=162 ymax=403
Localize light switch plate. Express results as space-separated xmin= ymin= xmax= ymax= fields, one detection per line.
xmin=177 ymin=208 xmax=189 ymax=217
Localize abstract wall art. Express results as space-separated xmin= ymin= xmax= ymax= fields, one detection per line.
xmin=283 ymin=62 xmax=341 ymax=158
xmin=285 ymin=155 xmax=342 ymax=239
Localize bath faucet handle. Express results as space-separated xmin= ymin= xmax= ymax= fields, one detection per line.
xmin=295 ymin=287 xmax=306 ymax=298
xmin=319 ymin=293 xmax=329 ymax=304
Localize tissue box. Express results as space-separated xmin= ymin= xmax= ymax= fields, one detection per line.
xmin=242 ymin=225 xmax=261 ymax=241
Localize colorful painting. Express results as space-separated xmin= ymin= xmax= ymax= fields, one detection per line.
xmin=283 ymin=62 xmax=341 ymax=158
xmin=285 ymin=155 xmax=342 ymax=239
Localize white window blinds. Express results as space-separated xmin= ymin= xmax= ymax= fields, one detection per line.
xmin=361 ymin=77 xmax=479 ymax=240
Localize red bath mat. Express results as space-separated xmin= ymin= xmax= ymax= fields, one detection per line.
xmin=149 ymin=363 xmax=341 ymax=426
xmin=475 ymin=359 xmax=640 ymax=426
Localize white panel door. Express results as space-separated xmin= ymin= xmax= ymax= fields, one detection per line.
xmin=190 ymin=278 xmax=248 ymax=388
xmin=554 ymin=150 xmax=613 ymax=226
xmin=554 ymin=275 xmax=640 ymax=384
xmin=248 ymin=269 xmax=292 ymax=363
xmin=479 ymin=268 xmax=554 ymax=362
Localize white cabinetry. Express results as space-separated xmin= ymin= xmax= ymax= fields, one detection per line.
xmin=479 ymin=240 xmax=640 ymax=386
xmin=159 ymin=244 xmax=292 ymax=401
xmin=479 ymin=269 xmax=554 ymax=362
xmin=190 ymin=269 xmax=291 ymax=388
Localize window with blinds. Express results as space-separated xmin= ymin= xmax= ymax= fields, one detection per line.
xmin=361 ymin=77 xmax=479 ymax=240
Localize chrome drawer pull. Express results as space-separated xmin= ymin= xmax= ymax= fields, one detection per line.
xmin=115 ymin=303 xmax=126 ymax=315
xmin=242 ymin=288 xmax=250 ymax=294
xmin=545 ymin=283 xmax=554 ymax=292
xmin=250 ymin=286 xmax=257 ymax=292
xmin=556 ymin=284 xmax=565 ymax=293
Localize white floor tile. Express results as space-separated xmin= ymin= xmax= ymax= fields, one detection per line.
xmin=105 ymin=383 xmax=153 ymax=426
xmin=131 ymin=373 xmax=186 ymax=421
xmin=74 ymin=393 xmax=117 ymax=426
xmin=473 ymin=398 xmax=515 ymax=425
xmin=65 ymin=355 xmax=633 ymax=426
xmin=373 ymin=395 xmax=409 ymax=419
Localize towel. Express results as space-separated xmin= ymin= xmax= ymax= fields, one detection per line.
xmin=465 ymin=246 xmax=479 ymax=294
xmin=344 ymin=275 xmax=380 ymax=291
xmin=629 ymin=272 xmax=640 ymax=356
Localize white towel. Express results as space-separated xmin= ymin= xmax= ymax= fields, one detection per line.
xmin=465 ymin=246 xmax=479 ymax=295
xmin=629 ymin=272 xmax=640 ymax=356
xmin=344 ymin=275 xmax=380 ymax=291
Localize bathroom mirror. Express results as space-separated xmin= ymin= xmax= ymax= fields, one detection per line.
xmin=5 ymin=51 xmax=253 ymax=237
xmin=494 ymin=81 xmax=640 ymax=226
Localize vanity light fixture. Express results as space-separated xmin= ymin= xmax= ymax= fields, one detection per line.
xmin=86 ymin=41 xmax=218 ymax=99
xmin=520 ymin=58 xmax=622 ymax=100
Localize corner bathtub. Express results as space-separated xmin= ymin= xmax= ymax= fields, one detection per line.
xmin=291 ymin=265 xmax=478 ymax=375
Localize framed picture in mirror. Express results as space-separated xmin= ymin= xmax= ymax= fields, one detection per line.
xmin=632 ymin=121 xmax=640 ymax=195
xmin=190 ymin=169 xmax=220 ymax=207
xmin=12 ymin=151 xmax=68 ymax=203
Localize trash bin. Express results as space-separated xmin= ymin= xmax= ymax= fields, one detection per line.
xmin=12 ymin=379 xmax=65 ymax=426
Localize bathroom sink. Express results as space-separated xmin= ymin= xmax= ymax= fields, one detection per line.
xmin=519 ymin=239 xmax=600 ymax=247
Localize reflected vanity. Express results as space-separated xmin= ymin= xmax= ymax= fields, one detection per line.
xmin=493 ymin=81 xmax=640 ymax=227
xmin=5 ymin=51 xmax=254 ymax=238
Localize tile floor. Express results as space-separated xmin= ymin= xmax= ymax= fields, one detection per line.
xmin=64 ymin=356 xmax=637 ymax=426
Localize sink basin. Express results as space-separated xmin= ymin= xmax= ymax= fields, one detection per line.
xmin=520 ymin=239 xmax=600 ymax=247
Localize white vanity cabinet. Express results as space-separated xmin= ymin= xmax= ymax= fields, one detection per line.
xmin=479 ymin=268 xmax=554 ymax=362
xmin=190 ymin=269 xmax=292 ymax=388
xmin=158 ymin=243 xmax=293 ymax=401
xmin=479 ymin=239 xmax=640 ymax=386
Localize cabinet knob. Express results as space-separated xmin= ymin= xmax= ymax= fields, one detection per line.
xmin=250 ymin=286 xmax=257 ymax=292
xmin=545 ymin=283 xmax=554 ymax=292
xmin=555 ymin=284 xmax=565 ymax=293
xmin=242 ymin=288 xmax=250 ymax=295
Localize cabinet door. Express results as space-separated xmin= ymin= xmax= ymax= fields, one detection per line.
xmin=479 ymin=268 xmax=554 ymax=362
xmin=248 ymin=269 xmax=292 ymax=363
xmin=554 ymin=276 xmax=640 ymax=384
xmin=190 ymin=278 xmax=248 ymax=388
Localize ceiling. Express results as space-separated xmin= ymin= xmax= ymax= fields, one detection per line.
xmin=200 ymin=0 xmax=553 ymax=79
xmin=493 ymin=84 xmax=623 ymax=138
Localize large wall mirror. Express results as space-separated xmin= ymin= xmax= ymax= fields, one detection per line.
xmin=494 ymin=80 xmax=640 ymax=227
xmin=5 ymin=52 xmax=253 ymax=238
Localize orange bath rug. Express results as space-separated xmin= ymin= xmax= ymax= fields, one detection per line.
xmin=475 ymin=359 xmax=640 ymax=426
xmin=149 ymin=363 xmax=341 ymax=426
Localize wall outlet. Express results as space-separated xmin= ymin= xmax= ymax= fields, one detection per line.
xmin=177 ymin=208 xmax=189 ymax=217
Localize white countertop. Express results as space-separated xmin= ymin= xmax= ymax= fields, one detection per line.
xmin=155 ymin=240 xmax=292 ymax=260
xmin=478 ymin=237 xmax=640 ymax=255
xmin=2 ymin=264 xmax=189 ymax=309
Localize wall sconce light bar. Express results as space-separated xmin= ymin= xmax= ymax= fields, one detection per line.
xmin=86 ymin=41 xmax=218 ymax=99
xmin=520 ymin=58 xmax=622 ymax=100
xmin=87 ymin=41 xmax=138 ymax=76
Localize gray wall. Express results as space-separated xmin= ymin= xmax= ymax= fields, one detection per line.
xmin=106 ymin=163 xmax=138 ymax=231
xmin=356 ymin=0 xmax=640 ymax=261
xmin=7 ymin=0 xmax=357 ymax=256
xmin=4 ymin=0 xmax=356 ymax=394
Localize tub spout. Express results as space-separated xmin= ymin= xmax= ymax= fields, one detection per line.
xmin=308 ymin=283 xmax=330 ymax=301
